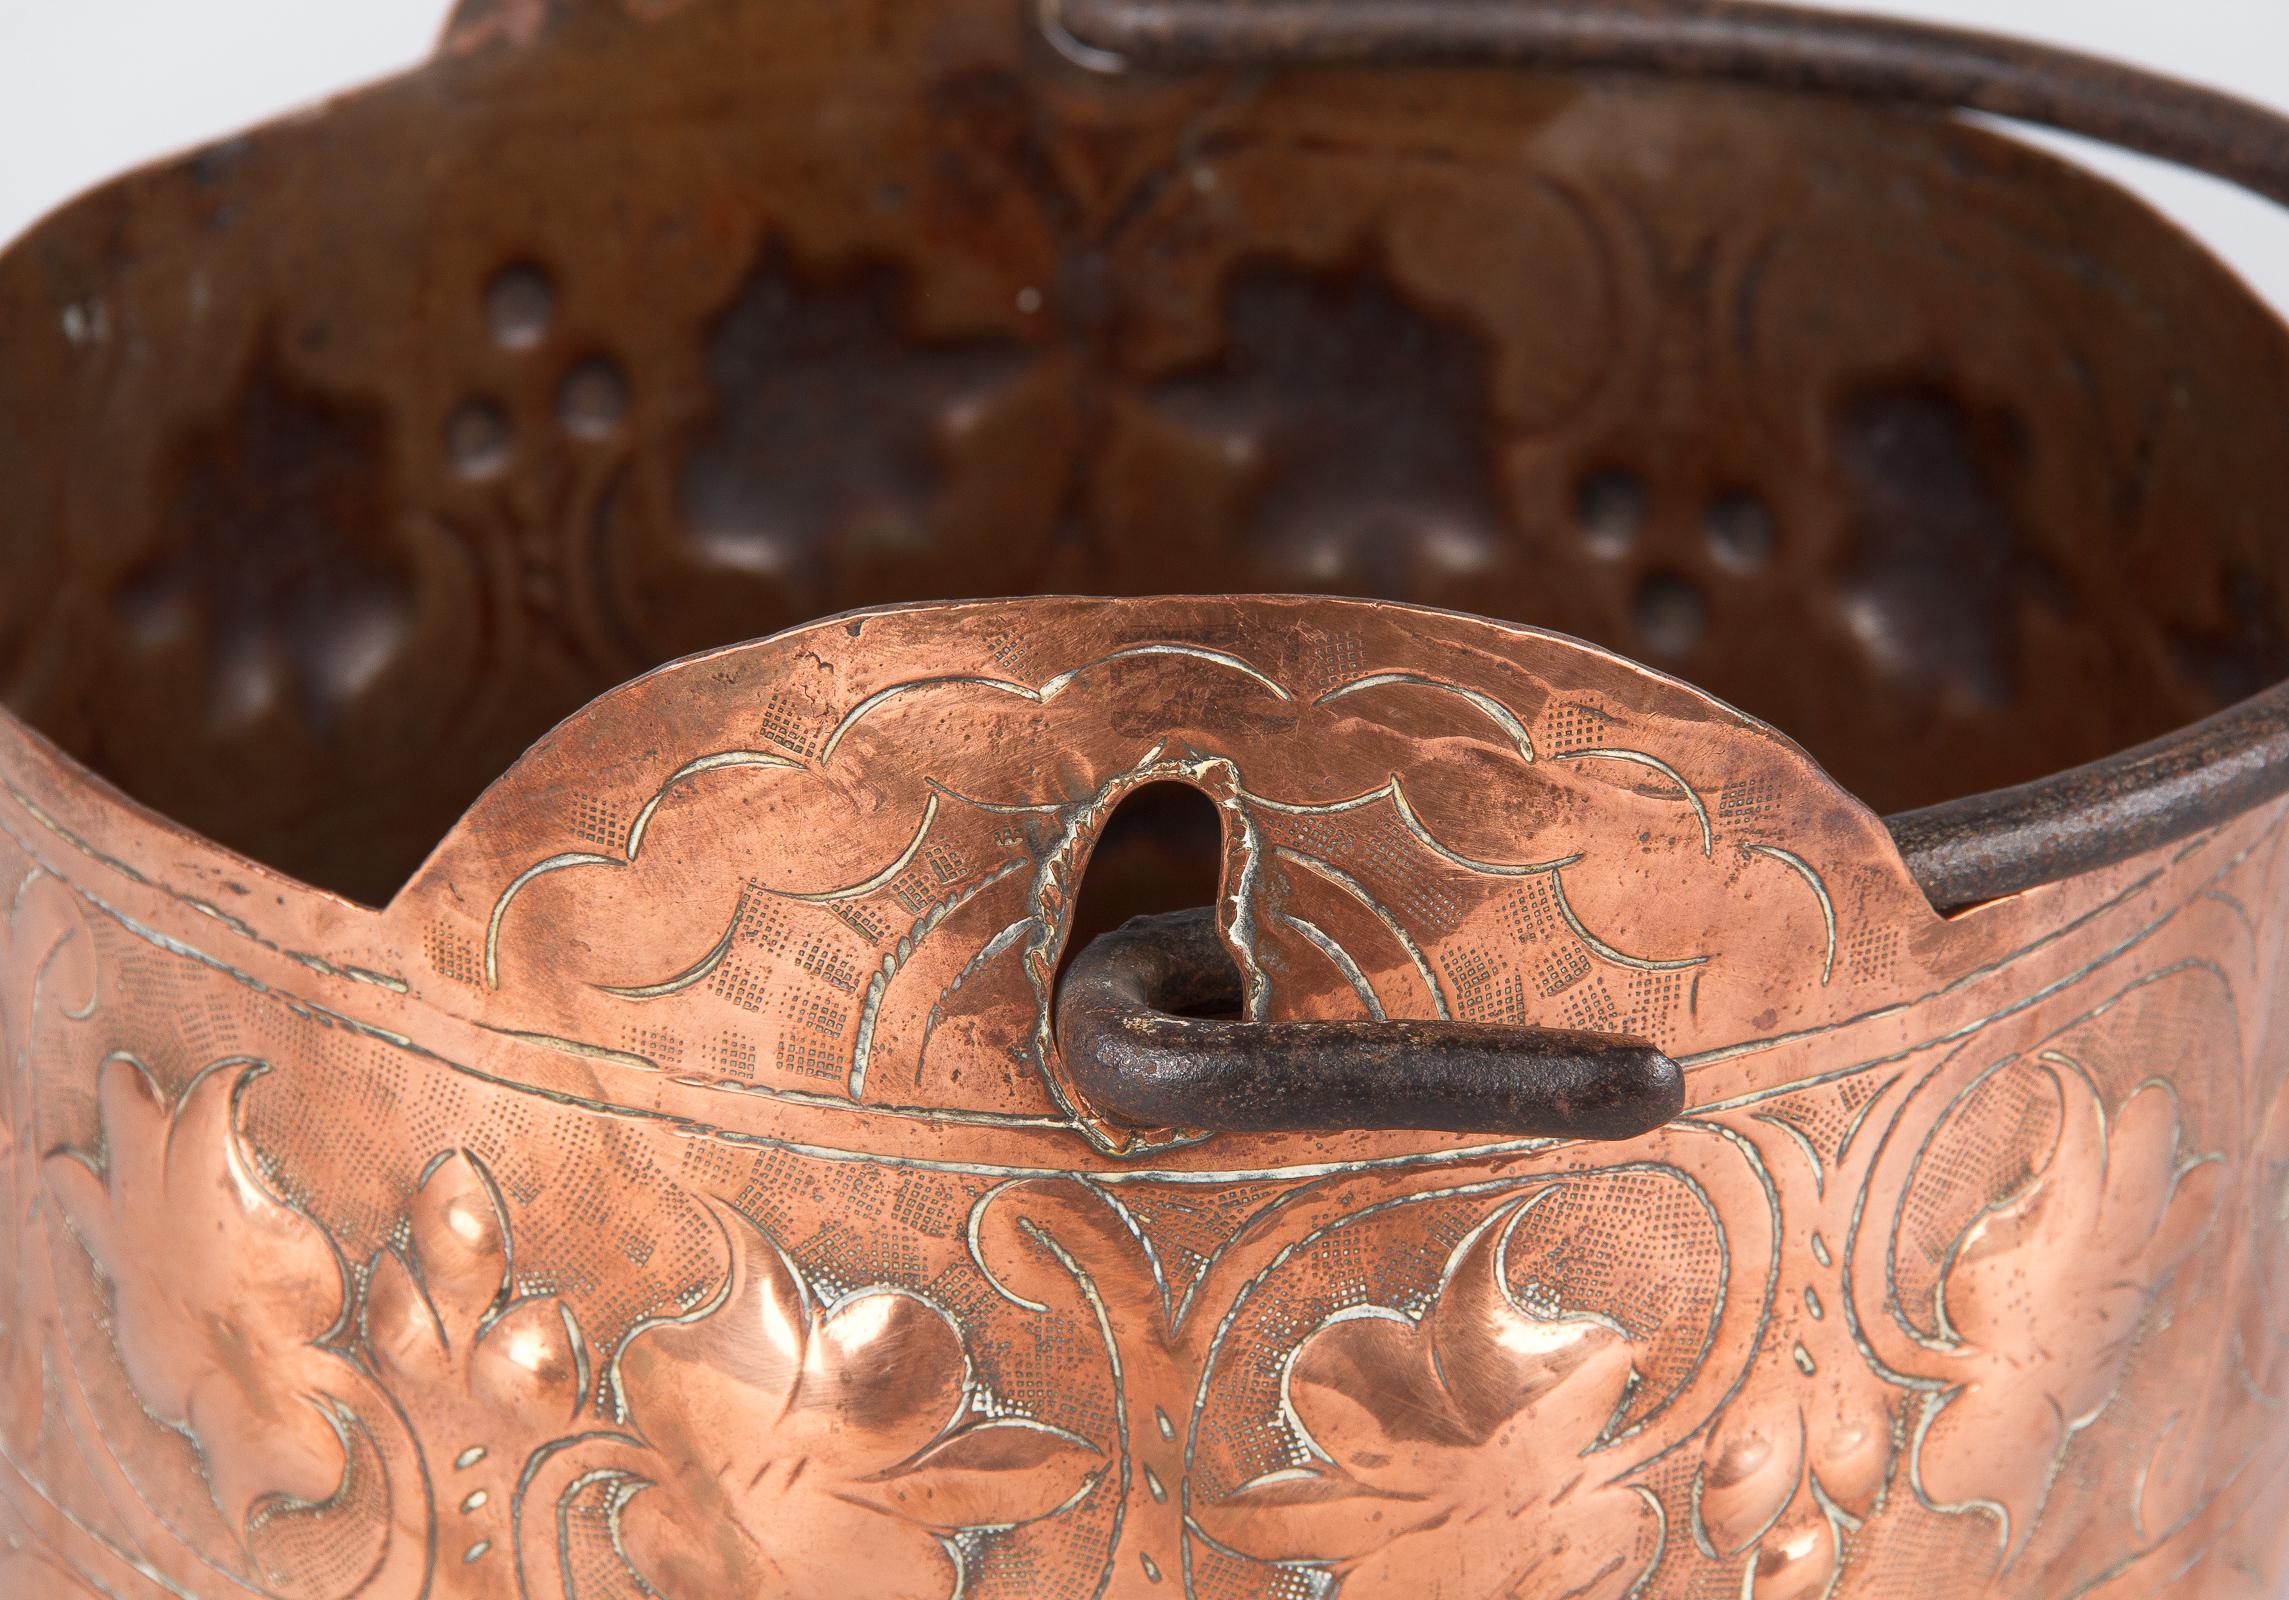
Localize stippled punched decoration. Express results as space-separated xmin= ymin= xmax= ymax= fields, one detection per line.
xmin=2 ymin=596 xmax=2286 ymax=1598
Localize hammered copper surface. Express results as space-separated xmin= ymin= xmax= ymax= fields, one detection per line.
xmin=0 ymin=595 xmax=2283 ymax=1599
xmin=3 ymin=2 xmax=2289 ymax=1598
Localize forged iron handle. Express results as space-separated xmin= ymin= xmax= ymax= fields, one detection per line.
xmin=1050 ymin=0 xmax=2289 ymax=214
xmin=1055 ymin=909 xmax=1685 ymax=1141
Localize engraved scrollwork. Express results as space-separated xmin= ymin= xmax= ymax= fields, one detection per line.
xmin=1 ymin=598 xmax=2285 ymax=1596
xmin=461 ymin=604 xmax=1882 ymax=1158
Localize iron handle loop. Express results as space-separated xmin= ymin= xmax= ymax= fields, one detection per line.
xmin=1054 ymin=909 xmax=1685 ymax=1141
xmin=1048 ymin=0 xmax=2289 ymax=212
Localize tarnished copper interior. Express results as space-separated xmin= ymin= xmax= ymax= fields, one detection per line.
xmin=3 ymin=0 xmax=2286 ymax=911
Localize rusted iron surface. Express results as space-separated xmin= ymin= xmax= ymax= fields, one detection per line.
xmin=1055 ymin=906 xmax=1686 ymax=1138
xmin=1 ymin=594 xmax=2286 ymax=1599
xmin=1056 ymin=0 xmax=2289 ymax=207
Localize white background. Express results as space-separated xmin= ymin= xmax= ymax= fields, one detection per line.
xmin=2 ymin=0 xmax=2285 ymax=314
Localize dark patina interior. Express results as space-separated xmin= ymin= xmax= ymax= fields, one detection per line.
xmin=2 ymin=0 xmax=2286 ymax=912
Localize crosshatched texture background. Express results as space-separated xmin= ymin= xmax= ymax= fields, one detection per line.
xmin=3 ymin=0 xmax=2287 ymax=315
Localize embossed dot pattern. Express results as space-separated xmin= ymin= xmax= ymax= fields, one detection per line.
xmin=1632 ymin=573 xmax=1708 ymax=658
xmin=558 ymin=355 xmax=628 ymax=438
xmin=485 ymin=263 xmax=557 ymax=349
xmin=1705 ymin=492 xmax=1777 ymax=572
xmin=445 ymin=399 xmax=513 ymax=479
xmin=1577 ymin=468 xmax=1648 ymax=557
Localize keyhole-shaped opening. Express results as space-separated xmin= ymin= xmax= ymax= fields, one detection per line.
xmin=1060 ymin=780 xmax=1227 ymax=969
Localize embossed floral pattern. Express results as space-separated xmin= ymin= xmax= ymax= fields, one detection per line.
xmin=3 ymin=598 xmax=2287 ymax=1598
xmin=1915 ymin=1070 xmax=2223 ymax=1561
xmin=365 ymin=1152 xmax=588 ymax=1593
xmin=1199 ymin=1195 xmax=1658 ymax=1600
xmin=611 ymin=1204 xmax=1103 ymax=1600
xmin=45 ymin=1057 xmax=352 ymax=1534
xmin=1695 ymin=1099 xmax=1897 ymax=1600
xmin=1696 ymin=1385 xmax=1892 ymax=1600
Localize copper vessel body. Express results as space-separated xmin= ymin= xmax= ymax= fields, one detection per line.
xmin=3 ymin=2 xmax=2289 ymax=1597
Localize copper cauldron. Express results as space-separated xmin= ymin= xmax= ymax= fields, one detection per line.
xmin=4 ymin=1 xmax=2288 ymax=1596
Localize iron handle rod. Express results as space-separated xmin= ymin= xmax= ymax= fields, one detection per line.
xmin=1055 ymin=909 xmax=1686 ymax=1140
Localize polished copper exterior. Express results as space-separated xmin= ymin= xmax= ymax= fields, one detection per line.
xmin=3 ymin=1 xmax=2289 ymax=1597
xmin=4 ymin=596 xmax=2285 ymax=1598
